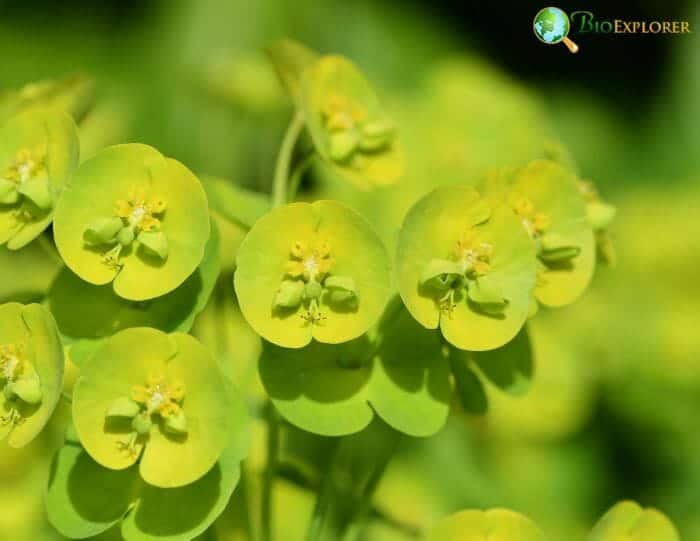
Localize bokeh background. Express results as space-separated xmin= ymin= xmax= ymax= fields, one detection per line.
xmin=1 ymin=0 xmax=699 ymax=539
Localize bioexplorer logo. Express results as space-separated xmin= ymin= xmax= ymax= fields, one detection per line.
xmin=533 ymin=6 xmax=692 ymax=54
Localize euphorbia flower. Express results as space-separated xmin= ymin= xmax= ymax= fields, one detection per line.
xmin=0 ymin=109 xmax=79 ymax=250
xmin=235 ymin=200 xmax=391 ymax=348
xmin=0 ymin=302 xmax=63 ymax=448
xmin=396 ymin=185 xmax=536 ymax=351
xmin=53 ymin=144 xmax=210 ymax=301
xmin=72 ymin=328 xmax=234 ymax=488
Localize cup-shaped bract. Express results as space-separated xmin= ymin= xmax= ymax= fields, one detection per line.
xmin=300 ymin=55 xmax=404 ymax=189
xmin=426 ymin=509 xmax=546 ymax=541
xmin=396 ymin=185 xmax=536 ymax=351
xmin=483 ymin=160 xmax=595 ymax=307
xmin=0 ymin=109 xmax=79 ymax=250
xmin=72 ymin=328 xmax=234 ymax=488
xmin=235 ymin=200 xmax=391 ymax=348
xmin=588 ymin=501 xmax=680 ymax=541
xmin=0 ymin=302 xmax=64 ymax=448
xmin=54 ymin=144 xmax=210 ymax=301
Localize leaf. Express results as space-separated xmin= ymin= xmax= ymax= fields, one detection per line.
xmin=266 ymin=39 xmax=320 ymax=106
xmin=201 ymin=175 xmax=270 ymax=229
xmin=588 ymin=501 xmax=680 ymax=541
xmin=46 ymin=443 xmax=139 ymax=539
xmin=459 ymin=325 xmax=534 ymax=397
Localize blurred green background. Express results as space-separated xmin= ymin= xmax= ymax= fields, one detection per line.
xmin=1 ymin=0 xmax=699 ymax=539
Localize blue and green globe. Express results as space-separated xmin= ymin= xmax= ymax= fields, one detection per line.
xmin=533 ymin=7 xmax=570 ymax=44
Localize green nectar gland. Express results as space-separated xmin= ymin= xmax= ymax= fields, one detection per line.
xmin=0 ymin=147 xmax=52 ymax=223
xmin=421 ymin=225 xmax=505 ymax=317
xmin=84 ymin=186 xmax=168 ymax=270
xmin=0 ymin=343 xmax=42 ymax=428
xmin=106 ymin=371 xmax=186 ymax=459
xmin=274 ymin=238 xmax=359 ymax=326
xmin=321 ymin=94 xmax=395 ymax=169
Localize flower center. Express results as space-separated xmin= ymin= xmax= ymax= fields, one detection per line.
xmin=453 ymin=230 xmax=493 ymax=277
xmin=0 ymin=343 xmax=42 ymax=427
xmin=115 ymin=187 xmax=166 ymax=233
xmin=514 ymin=197 xmax=550 ymax=238
xmin=131 ymin=374 xmax=185 ymax=418
xmin=287 ymin=240 xmax=333 ymax=283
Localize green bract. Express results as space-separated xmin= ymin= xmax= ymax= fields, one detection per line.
xmin=53 ymin=144 xmax=210 ymax=301
xmin=588 ymin=501 xmax=680 ymax=541
xmin=235 ymin=200 xmax=391 ymax=348
xmin=259 ymin=299 xmax=450 ymax=437
xmin=72 ymin=328 xmax=234 ymax=488
xmin=426 ymin=509 xmax=546 ymax=541
xmin=0 ymin=239 xmax=62 ymax=303
xmin=0 ymin=302 xmax=63 ymax=448
xmin=47 ymin=420 xmax=248 ymax=541
xmin=482 ymin=160 xmax=595 ymax=307
xmin=396 ymin=184 xmax=536 ymax=351
xmin=300 ymin=55 xmax=404 ymax=189
xmin=0 ymin=109 xmax=79 ymax=250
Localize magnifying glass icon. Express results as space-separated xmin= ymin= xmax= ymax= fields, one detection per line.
xmin=533 ymin=7 xmax=579 ymax=53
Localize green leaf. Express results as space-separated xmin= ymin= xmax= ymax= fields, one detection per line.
xmin=426 ymin=509 xmax=546 ymax=541
xmin=368 ymin=299 xmax=451 ymax=437
xmin=449 ymin=355 xmax=488 ymax=415
xmin=84 ymin=216 xmax=123 ymax=246
xmin=106 ymin=397 xmax=141 ymax=419
xmin=588 ymin=501 xmax=680 ymax=541
xmin=46 ymin=443 xmax=139 ymax=539
xmin=202 ymin=175 xmax=270 ymax=229
xmin=53 ymin=144 xmax=210 ymax=301
xmin=457 ymin=325 xmax=533 ymax=397
xmin=0 ymin=240 xmax=64 ymax=304
xmin=266 ymin=39 xmax=320 ymax=106
xmin=273 ymin=279 xmax=304 ymax=309
xmin=138 ymin=231 xmax=169 ymax=260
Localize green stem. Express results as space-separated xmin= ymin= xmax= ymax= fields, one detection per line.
xmin=272 ymin=111 xmax=305 ymax=208
xmin=288 ymin=151 xmax=316 ymax=202
xmin=261 ymin=403 xmax=280 ymax=541
xmin=305 ymin=420 xmax=401 ymax=541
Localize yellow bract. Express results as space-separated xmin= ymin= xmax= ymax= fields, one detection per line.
xmin=286 ymin=239 xmax=333 ymax=282
xmin=131 ymin=372 xmax=185 ymax=419
xmin=513 ymin=197 xmax=550 ymax=238
xmin=114 ymin=187 xmax=167 ymax=233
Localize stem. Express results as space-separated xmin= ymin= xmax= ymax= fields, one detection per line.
xmin=288 ymin=151 xmax=316 ymax=202
xmin=305 ymin=420 xmax=401 ymax=541
xmin=261 ymin=403 xmax=280 ymax=541
xmin=272 ymin=111 xmax=305 ymax=208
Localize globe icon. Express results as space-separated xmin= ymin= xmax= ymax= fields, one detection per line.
xmin=533 ymin=7 xmax=579 ymax=53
